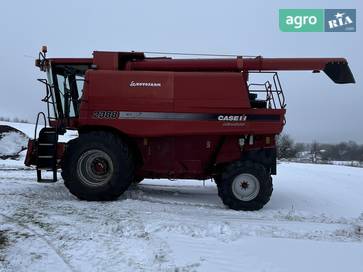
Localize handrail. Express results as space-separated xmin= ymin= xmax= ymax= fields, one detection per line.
xmin=34 ymin=112 xmax=47 ymax=140
xmin=248 ymin=72 xmax=286 ymax=109
xmin=37 ymin=78 xmax=58 ymax=122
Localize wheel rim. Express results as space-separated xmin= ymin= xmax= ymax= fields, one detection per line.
xmin=231 ymin=173 xmax=260 ymax=201
xmin=77 ymin=149 xmax=114 ymax=187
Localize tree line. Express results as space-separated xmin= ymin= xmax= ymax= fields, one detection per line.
xmin=277 ymin=133 xmax=363 ymax=162
xmin=0 ymin=116 xmax=29 ymax=123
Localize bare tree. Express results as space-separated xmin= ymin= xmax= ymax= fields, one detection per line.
xmin=277 ymin=133 xmax=297 ymax=159
xmin=310 ymin=141 xmax=320 ymax=163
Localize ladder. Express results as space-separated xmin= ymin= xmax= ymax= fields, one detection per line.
xmin=34 ymin=113 xmax=58 ymax=183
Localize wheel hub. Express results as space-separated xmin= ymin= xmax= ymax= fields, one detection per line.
xmin=77 ymin=149 xmax=114 ymax=187
xmin=92 ymin=159 xmax=108 ymax=175
xmin=231 ymin=173 xmax=260 ymax=201
xmin=240 ymin=181 xmax=249 ymax=189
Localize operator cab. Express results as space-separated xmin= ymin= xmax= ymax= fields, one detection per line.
xmin=36 ymin=47 xmax=92 ymax=130
xmin=49 ymin=64 xmax=89 ymax=118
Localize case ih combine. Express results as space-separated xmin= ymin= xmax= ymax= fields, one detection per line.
xmin=25 ymin=47 xmax=355 ymax=210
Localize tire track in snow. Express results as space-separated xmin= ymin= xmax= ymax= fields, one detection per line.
xmin=0 ymin=169 xmax=358 ymax=228
xmin=0 ymin=168 xmax=33 ymax=171
xmin=1 ymin=175 xmax=358 ymax=230
xmin=0 ymin=213 xmax=78 ymax=272
xmin=123 ymin=190 xmax=362 ymax=242
xmin=143 ymin=213 xmax=360 ymax=243
xmin=1 ymin=169 xmax=361 ymax=245
xmin=125 ymin=190 xmax=357 ymax=227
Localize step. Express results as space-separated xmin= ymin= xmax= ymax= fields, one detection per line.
xmin=37 ymin=179 xmax=57 ymax=183
xmin=37 ymin=169 xmax=57 ymax=183
xmin=38 ymin=155 xmax=54 ymax=159
xmin=38 ymin=143 xmax=55 ymax=146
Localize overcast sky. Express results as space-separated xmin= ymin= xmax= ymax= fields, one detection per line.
xmin=0 ymin=0 xmax=361 ymax=143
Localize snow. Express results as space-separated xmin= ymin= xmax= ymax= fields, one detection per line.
xmin=0 ymin=122 xmax=362 ymax=271
xmin=331 ymin=160 xmax=363 ymax=167
xmin=0 ymin=121 xmax=36 ymax=139
xmin=269 ymin=162 xmax=363 ymax=217
xmin=0 ymin=162 xmax=362 ymax=272
xmin=0 ymin=132 xmax=28 ymax=156
xmin=0 ymin=121 xmax=78 ymax=142
xmin=0 ymin=150 xmax=28 ymax=169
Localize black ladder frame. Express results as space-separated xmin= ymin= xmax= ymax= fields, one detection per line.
xmin=34 ymin=112 xmax=58 ymax=183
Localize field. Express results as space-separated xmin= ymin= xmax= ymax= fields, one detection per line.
xmin=0 ymin=122 xmax=362 ymax=272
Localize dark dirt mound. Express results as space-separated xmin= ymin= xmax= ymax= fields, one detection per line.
xmin=0 ymin=125 xmax=27 ymax=139
xmin=0 ymin=125 xmax=29 ymax=159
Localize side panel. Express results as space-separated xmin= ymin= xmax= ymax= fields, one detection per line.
xmin=134 ymin=135 xmax=276 ymax=179
xmin=79 ymin=70 xmax=285 ymax=137
xmin=135 ymin=135 xmax=222 ymax=179
xmin=78 ymin=69 xmax=280 ymax=178
xmin=82 ymin=70 xmax=174 ymax=112
xmin=173 ymin=72 xmax=250 ymax=112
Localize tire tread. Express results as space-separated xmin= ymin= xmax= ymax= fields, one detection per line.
xmin=62 ymin=131 xmax=134 ymax=201
xmin=216 ymin=161 xmax=273 ymax=211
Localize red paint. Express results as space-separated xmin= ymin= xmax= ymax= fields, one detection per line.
xmin=29 ymin=51 xmax=355 ymax=179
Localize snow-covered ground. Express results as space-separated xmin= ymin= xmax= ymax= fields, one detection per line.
xmin=0 ymin=160 xmax=362 ymax=272
xmin=0 ymin=122 xmax=362 ymax=271
xmin=0 ymin=121 xmax=78 ymax=142
xmin=0 ymin=121 xmax=36 ymax=139
xmin=0 ymin=132 xmax=28 ymax=158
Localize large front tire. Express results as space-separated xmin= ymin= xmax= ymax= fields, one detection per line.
xmin=216 ymin=161 xmax=273 ymax=211
xmin=61 ymin=131 xmax=134 ymax=201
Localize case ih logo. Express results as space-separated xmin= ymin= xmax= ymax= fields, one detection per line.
xmin=217 ymin=115 xmax=247 ymax=122
xmin=129 ymin=81 xmax=161 ymax=87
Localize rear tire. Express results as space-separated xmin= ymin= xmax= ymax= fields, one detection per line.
xmin=61 ymin=131 xmax=134 ymax=201
xmin=216 ymin=161 xmax=272 ymax=211
xmin=132 ymin=176 xmax=144 ymax=184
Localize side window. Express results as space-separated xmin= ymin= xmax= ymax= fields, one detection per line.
xmin=46 ymin=67 xmax=57 ymax=119
xmin=56 ymin=74 xmax=77 ymax=117
xmin=76 ymin=75 xmax=85 ymax=99
xmin=56 ymin=74 xmax=67 ymax=115
xmin=67 ymin=75 xmax=85 ymax=117
xmin=51 ymin=64 xmax=89 ymax=119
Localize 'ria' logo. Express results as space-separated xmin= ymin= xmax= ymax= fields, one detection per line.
xmin=328 ymin=12 xmax=353 ymax=29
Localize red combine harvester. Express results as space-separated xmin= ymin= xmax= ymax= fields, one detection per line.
xmin=25 ymin=47 xmax=355 ymax=210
